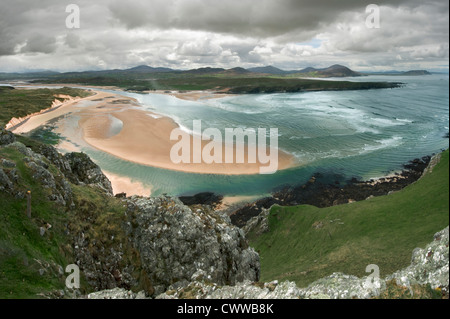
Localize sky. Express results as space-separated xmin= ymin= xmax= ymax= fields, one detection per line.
xmin=0 ymin=0 xmax=448 ymax=73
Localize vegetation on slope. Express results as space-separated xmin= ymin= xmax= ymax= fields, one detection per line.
xmin=0 ymin=86 xmax=91 ymax=127
xmin=0 ymin=135 xmax=134 ymax=298
xmin=249 ymin=150 xmax=449 ymax=288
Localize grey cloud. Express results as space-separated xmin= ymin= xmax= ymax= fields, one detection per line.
xmin=0 ymin=0 xmax=448 ymax=71
xmin=107 ymin=0 xmax=442 ymax=37
xmin=21 ymin=34 xmax=57 ymax=54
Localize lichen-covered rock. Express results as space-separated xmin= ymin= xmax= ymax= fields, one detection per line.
xmin=297 ymin=272 xmax=384 ymax=299
xmin=87 ymin=288 xmax=147 ymax=299
xmin=27 ymin=161 xmax=56 ymax=189
xmin=34 ymin=144 xmax=73 ymax=177
xmin=155 ymin=226 xmax=449 ymax=300
xmin=64 ymin=152 xmax=113 ymax=196
xmin=157 ymin=280 xmax=301 ymax=299
xmin=242 ymin=208 xmax=270 ymax=236
xmin=0 ymin=167 xmax=13 ymax=192
xmin=387 ymin=226 xmax=449 ymax=290
xmin=0 ymin=128 xmax=15 ymax=146
xmin=124 ymin=196 xmax=260 ymax=295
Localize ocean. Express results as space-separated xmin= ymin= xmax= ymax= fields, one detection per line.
xmin=31 ymin=75 xmax=450 ymax=197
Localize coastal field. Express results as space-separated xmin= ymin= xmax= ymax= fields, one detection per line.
xmin=0 ymin=86 xmax=90 ymax=128
xmin=249 ymin=150 xmax=449 ymax=288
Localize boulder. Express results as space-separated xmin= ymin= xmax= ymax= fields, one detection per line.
xmin=0 ymin=167 xmax=13 ymax=192
xmin=64 ymin=152 xmax=113 ymax=196
xmin=124 ymin=196 xmax=260 ymax=295
xmin=0 ymin=128 xmax=15 ymax=146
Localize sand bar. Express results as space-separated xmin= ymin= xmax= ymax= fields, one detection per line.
xmin=80 ymin=107 xmax=297 ymax=175
xmin=10 ymin=85 xmax=298 ymax=175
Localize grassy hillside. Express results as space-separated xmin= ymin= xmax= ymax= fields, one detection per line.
xmin=0 ymin=87 xmax=90 ymax=127
xmin=249 ymin=150 xmax=449 ymax=288
xmin=0 ymin=137 xmax=131 ymax=298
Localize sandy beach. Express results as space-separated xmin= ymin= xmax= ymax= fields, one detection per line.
xmin=80 ymin=106 xmax=297 ymax=175
xmin=103 ymin=171 xmax=152 ymax=197
xmin=9 ymin=85 xmax=298 ymax=193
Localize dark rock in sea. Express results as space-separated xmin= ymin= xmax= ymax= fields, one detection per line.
xmin=179 ymin=192 xmax=224 ymax=207
xmin=230 ymin=155 xmax=434 ymax=228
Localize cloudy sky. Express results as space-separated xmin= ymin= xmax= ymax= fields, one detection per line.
xmin=0 ymin=0 xmax=448 ymax=72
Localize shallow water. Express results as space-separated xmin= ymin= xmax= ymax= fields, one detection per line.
xmin=29 ymin=75 xmax=450 ymax=197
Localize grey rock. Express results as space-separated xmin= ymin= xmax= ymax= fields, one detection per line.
xmin=124 ymin=196 xmax=260 ymax=295
xmin=157 ymin=280 xmax=302 ymax=299
xmin=297 ymin=272 xmax=384 ymax=299
xmin=387 ymin=226 xmax=449 ymax=290
xmin=0 ymin=128 xmax=15 ymax=146
xmin=64 ymin=152 xmax=113 ymax=196
xmin=242 ymin=208 xmax=270 ymax=236
xmin=0 ymin=167 xmax=13 ymax=192
xmin=9 ymin=142 xmax=38 ymax=159
xmin=87 ymin=288 xmax=148 ymax=299
xmin=156 ymin=226 xmax=449 ymax=300
xmin=1 ymin=159 xmax=16 ymax=168
xmin=27 ymin=161 xmax=56 ymax=189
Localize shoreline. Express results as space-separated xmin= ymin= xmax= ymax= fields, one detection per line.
xmin=80 ymin=107 xmax=298 ymax=176
xmin=5 ymin=83 xmax=299 ymax=195
xmin=228 ymin=153 xmax=439 ymax=227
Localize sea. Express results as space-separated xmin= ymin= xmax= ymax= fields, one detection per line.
xmin=23 ymin=75 xmax=450 ymax=197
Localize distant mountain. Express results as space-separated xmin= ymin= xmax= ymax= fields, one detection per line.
xmin=220 ymin=67 xmax=252 ymax=76
xmin=125 ymin=65 xmax=174 ymax=73
xmin=247 ymin=66 xmax=288 ymax=75
xmin=402 ymin=70 xmax=431 ymax=76
xmin=363 ymin=70 xmax=432 ymax=76
xmin=182 ymin=67 xmax=226 ymax=75
xmin=298 ymin=67 xmax=317 ymax=74
xmin=297 ymin=64 xmax=362 ymax=77
xmin=247 ymin=64 xmax=362 ymax=77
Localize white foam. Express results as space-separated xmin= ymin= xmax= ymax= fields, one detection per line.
xmin=147 ymin=113 xmax=162 ymax=119
xmin=395 ymin=118 xmax=413 ymax=124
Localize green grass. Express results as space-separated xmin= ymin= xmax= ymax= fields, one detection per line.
xmin=0 ymin=87 xmax=91 ymax=127
xmin=0 ymin=147 xmax=73 ymax=298
xmin=0 ymin=134 xmax=148 ymax=298
xmin=249 ymin=150 xmax=449 ymax=288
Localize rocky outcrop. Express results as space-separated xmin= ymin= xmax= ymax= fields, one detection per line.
xmin=242 ymin=208 xmax=270 ymax=237
xmin=0 ymin=128 xmax=15 ymax=146
xmin=2 ymin=141 xmax=113 ymax=206
xmin=124 ymin=196 xmax=260 ymax=296
xmin=88 ymin=288 xmax=147 ymax=299
xmin=64 ymin=152 xmax=113 ymax=196
xmin=387 ymin=227 xmax=449 ymax=291
xmin=0 ymin=166 xmax=14 ymax=192
xmin=155 ymin=226 xmax=449 ymax=299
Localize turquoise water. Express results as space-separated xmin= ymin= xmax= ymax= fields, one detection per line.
xmin=33 ymin=75 xmax=450 ymax=197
